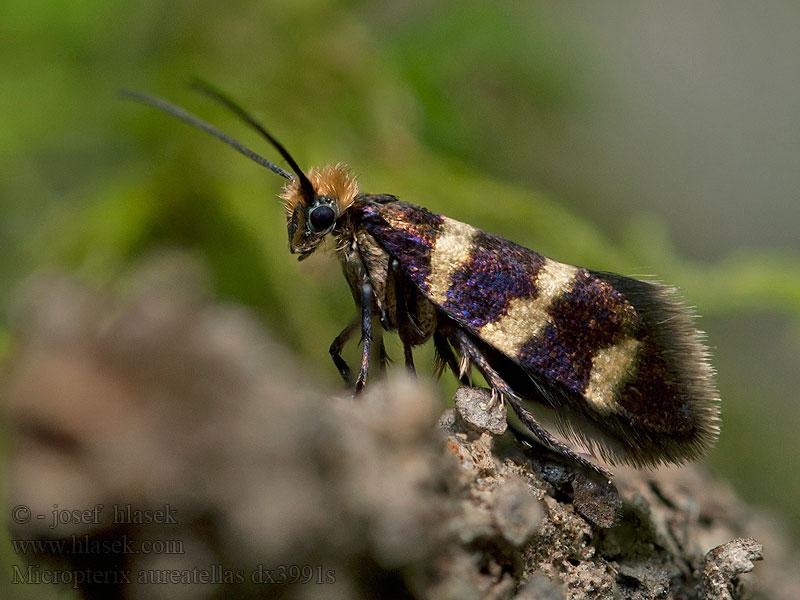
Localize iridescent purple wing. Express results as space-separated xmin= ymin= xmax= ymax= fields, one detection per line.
xmin=359 ymin=199 xmax=720 ymax=467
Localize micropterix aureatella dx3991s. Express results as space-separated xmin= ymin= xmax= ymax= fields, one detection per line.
xmin=123 ymin=82 xmax=721 ymax=478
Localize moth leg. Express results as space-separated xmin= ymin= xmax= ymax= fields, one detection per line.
xmin=378 ymin=337 xmax=392 ymax=372
xmin=391 ymin=259 xmax=416 ymax=376
xmin=450 ymin=329 xmax=513 ymax=402
xmin=508 ymin=397 xmax=613 ymax=479
xmin=451 ymin=328 xmax=612 ymax=479
xmin=329 ymin=317 xmax=359 ymax=385
xmin=433 ymin=331 xmax=469 ymax=385
xmin=355 ymin=280 xmax=373 ymax=395
xmin=401 ymin=340 xmax=415 ymax=376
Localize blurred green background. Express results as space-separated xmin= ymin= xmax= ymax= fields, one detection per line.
xmin=3 ymin=0 xmax=800 ymax=590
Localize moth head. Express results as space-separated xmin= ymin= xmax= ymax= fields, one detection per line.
xmin=121 ymin=81 xmax=357 ymax=261
xmin=281 ymin=164 xmax=359 ymax=259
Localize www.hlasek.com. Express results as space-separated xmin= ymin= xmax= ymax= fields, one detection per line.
xmin=12 ymin=535 xmax=183 ymax=556
xmin=12 ymin=564 xmax=337 ymax=589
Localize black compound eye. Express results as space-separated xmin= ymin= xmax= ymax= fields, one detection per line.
xmin=308 ymin=205 xmax=336 ymax=232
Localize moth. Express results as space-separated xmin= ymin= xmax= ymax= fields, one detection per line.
xmin=124 ymin=83 xmax=721 ymax=477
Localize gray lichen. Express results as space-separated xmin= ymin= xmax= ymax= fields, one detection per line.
xmin=702 ymin=538 xmax=763 ymax=600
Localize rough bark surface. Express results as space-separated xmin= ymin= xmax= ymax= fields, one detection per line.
xmin=4 ymin=264 xmax=799 ymax=599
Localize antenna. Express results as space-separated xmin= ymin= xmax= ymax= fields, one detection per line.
xmin=189 ymin=80 xmax=315 ymax=203
xmin=121 ymin=88 xmax=295 ymax=182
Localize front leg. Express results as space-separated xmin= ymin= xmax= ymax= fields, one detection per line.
xmin=355 ymin=279 xmax=373 ymax=395
xmin=329 ymin=317 xmax=359 ymax=385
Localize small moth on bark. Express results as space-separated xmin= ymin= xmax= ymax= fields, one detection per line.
xmin=124 ymin=83 xmax=721 ymax=477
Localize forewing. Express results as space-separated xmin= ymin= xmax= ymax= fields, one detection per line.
xmin=360 ymin=199 xmax=719 ymax=465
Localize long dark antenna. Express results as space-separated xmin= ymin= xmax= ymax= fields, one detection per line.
xmin=189 ymin=79 xmax=316 ymax=203
xmin=120 ymin=89 xmax=294 ymax=182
